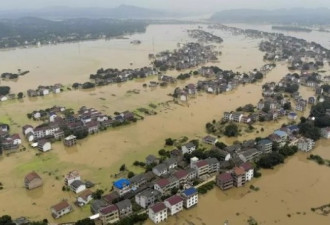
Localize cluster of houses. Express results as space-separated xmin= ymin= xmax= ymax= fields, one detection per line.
xmin=0 ymin=123 xmax=22 ymax=154
xmin=152 ymin=42 xmax=220 ymax=71
xmin=172 ymin=64 xmax=275 ymax=102
xmin=27 ymin=84 xmax=63 ymax=97
xmin=0 ymin=93 xmax=16 ymax=102
xmin=187 ymin=29 xmax=223 ymax=43
xmin=89 ymin=67 xmax=158 ymax=85
xmin=22 ymin=106 xmax=136 ymax=149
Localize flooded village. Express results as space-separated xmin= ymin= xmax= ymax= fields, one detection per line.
xmin=1 ymin=21 xmax=330 ymax=225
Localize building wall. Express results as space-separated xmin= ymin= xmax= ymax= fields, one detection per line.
xmin=25 ymin=178 xmax=43 ymax=190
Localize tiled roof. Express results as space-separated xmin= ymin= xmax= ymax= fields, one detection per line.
xmin=155 ymin=178 xmax=170 ymax=188
xmin=52 ymin=200 xmax=70 ymax=212
xmin=150 ymin=202 xmax=166 ymax=213
xmin=165 ymin=195 xmax=183 ymax=206
xmin=99 ymin=205 xmax=118 ymax=215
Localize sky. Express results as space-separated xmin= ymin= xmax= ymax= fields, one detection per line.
xmin=1 ymin=0 xmax=330 ymax=12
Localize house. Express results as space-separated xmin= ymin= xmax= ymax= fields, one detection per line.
xmin=321 ymin=127 xmax=330 ymax=139
xmin=214 ymin=148 xmax=231 ymax=161
xmin=24 ymin=171 xmax=43 ymax=190
xmin=113 ymin=178 xmax=131 ymax=196
xmin=191 ymin=159 xmax=209 ymax=177
xmin=129 ymin=173 xmax=148 ymax=190
xmin=238 ymin=148 xmax=261 ymax=162
xmin=115 ymin=199 xmax=132 ymax=218
xmin=173 ymin=170 xmax=189 ymax=184
xmin=99 ymin=205 xmax=120 ymax=224
xmin=240 ymin=162 xmax=254 ymax=181
xmin=164 ymin=158 xmax=177 ymax=170
xmin=22 ymin=125 xmax=34 ymax=135
xmin=257 ymin=139 xmax=273 ymax=154
xmin=202 ymin=135 xmax=218 ymax=145
xmin=65 ymin=170 xmax=81 ymax=186
xmin=181 ymin=187 xmax=198 ymax=209
xmin=146 ymin=155 xmax=159 ymax=165
xmin=64 ymin=135 xmax=77 ymax=147
xmin=164 ymin=195 xmax=184 ymax=216
xmin=51 ymin=200 xmax=73 ymax=219
xmin=154 ymin=177 xmax=179 ymax=194
xmin=152 ymin=163 xmax=168 ymax=177
xmin=288 ymin=112 xmax=298 ymax=120
xmin=223 ymin=112 xmax=233 ymax=121
xmin=76 ymin=189 xmax=93 ymax=207
xmin=148 ymin=202 xmax=167 ymax=224
xmin=232 ymin=112 xmax=243 ymax=122
xmin=91 ymin=199 xmax=109 ymax=214
xmin=135 ymin=188 xmax=161 ymax=209
xmin=103 ymin=191 xmax=120 ymax=205
xmin=232 ymin=167 xmax=246 ymax=187
xmin=216 ymin=173 xmax=234 ymax=190
xmin=181 ymin=142 xmax=196 ymax=154
xmin=26 ymin=132 xmax=35 ymax=142
xmin=297 ymin=138 xmax=315 ymax=152
xmin=205 ymin=158 xmax=220 ymax=173
xmin=70 ymin=180 xmax=86 ymax=193
xmin=37 ymin=139 xmax=51 ymax=152
xmin=272 ymin=130 xmax=288 ymax=146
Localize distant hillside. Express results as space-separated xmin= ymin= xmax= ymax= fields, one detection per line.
xmin=0 ymin=4 xmax=172 ymax=19
xmin=210 ymin=8 xmax=330 ymax=25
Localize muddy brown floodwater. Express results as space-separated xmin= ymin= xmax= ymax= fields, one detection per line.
xmin=0 ymin=24 xmax=329 ymax=224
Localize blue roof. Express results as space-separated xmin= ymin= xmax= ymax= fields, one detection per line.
xmin=258 ymin=139 xmax=272 ymax=145
xmin=288 ymin=112 xmax=297 ymax=116
xmin=113 ymin=178 xmax=130 ymax=189
xmin=183 ymin=187 xmax=197 ymax=196
xmin=287 ymin=125 xmax=299 ymax=131
xmin=274 ymin=130 xmax=287 ymax=137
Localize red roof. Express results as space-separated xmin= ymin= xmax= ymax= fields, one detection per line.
xmin=155 ymin=178 xmax=170 ymax=188
xmin=173 ymin=170 xmax=188 ymax=180
xmin=150 ymin=202 xmax=166 ymax=213
xmin=52 ymin=200 xmax=70 ymax=212
xmin=25 ymin=171 xmax=41 ymax=182
xmin=165 ymin=195 xmax=183 ymax=206
xmin=217 ymin=173 xmax=233 ymax=182
xmin=99 ymin=205 xmax=118 ymax=215
xmin=240 ymin=162 xmax=253 ymax=171
xmin=233 ymin=167 xmax=245 ymax=176
xmin=195 ymin=160 xmax=208 ymax=168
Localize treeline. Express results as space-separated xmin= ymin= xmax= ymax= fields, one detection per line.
xmin=0 ymin=17 xmax=147 ymax=48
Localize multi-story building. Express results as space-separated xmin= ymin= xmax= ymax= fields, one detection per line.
xmin=181 ymin=187 xmax=198 ymax=209
xmin=148 ymin=202 xmax=168 ymax=224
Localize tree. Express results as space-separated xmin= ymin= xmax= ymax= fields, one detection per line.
xmin=165 ymin=138 xmax=174 ymax=146
xmin=215 ymin=141 xmax=227 ymax=149
xmin=119 ymin=164 xmax=126 ymax=171
xmin=283 ymin=102 xmax=291 ymax=110
xmin=17 ymin=92 xmax=23 ymax=99
xmin=127 ymin=171 xmax=135 ymax=178
xmin=224 ymin=123 xmax=239 ymax=137
xmin=299 ymin=122 xmax=321 ymax=141
xmin=0 ymin=86 xmax=10 ymax=96
xmin=75 ymin=218 xmax=95 ymax=225
xmin=92 ymin=189 xmax=104 ymax=200
xmin=0 ymin=215 xmax=15 ymax=225
xmin=257 ymin=152 xmax=285 ymax=169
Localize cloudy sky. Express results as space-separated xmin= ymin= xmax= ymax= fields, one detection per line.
xmin=2 ymin=0 xmax=330 ymax=12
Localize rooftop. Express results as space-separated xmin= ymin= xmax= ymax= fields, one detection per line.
xmin=165 ymin=195 xmax=183 ymax=206
xmin=25 ymin=171 xmax=41 ymax=182
xmin=150 ymin=202 xmax=167 ymax=214
xmin=99 ymin=205 xmax=118 ymax=215
xmin=217 ymin=173 xmax=233 ymax=182
xmin=51 ymin=200 xmax=70 ymax=212
xmin=182 ymin=187 xmax=197 ymax=197
xmin=113 ymin=178 xmax=130 ymax=190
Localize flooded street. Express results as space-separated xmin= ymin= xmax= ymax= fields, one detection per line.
xmin=0 ymin=23 xmax=329 ymax=223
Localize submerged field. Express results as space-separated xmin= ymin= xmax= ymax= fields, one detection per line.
xmin=0 ymin=23 xmax=329 ymax=224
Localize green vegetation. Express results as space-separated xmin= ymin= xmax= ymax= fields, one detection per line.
xmin=75 ymin=218 xmax=95 ymax=225
xmin=224 ymin=123 xmax=239 ymax=137
xmin=307 ymin=154 xmax=330 ymax=166
xmin=165 ymin=138 xmax=175 ymax=146
xmin=0 ymin=86 xmax=10 ymax=95
xmin=197 ymin=181 xmax=215 ymax=194
xmin=298 ymin=121 xmax=321 ymax=141
xmin=92 ymin=189 xmax=104 ymax=200
xmin=0 ymin=215 xmax=47 ymax=225
xmin=113 ymin=213 xmax=148 ymax=225
xmin=177 ymin=73 xmax=191 ymax=80
xmin=257 ymin=152 xmax=285 ymax=169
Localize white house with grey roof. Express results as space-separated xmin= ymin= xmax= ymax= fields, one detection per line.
xmin=181 ymin=142 xmax=196 ymax=154
xmin=152 ymin=163 xmax=168 ymax=177
xmin=70 ymin=180 xmax=86 ymax=193
xmin=135 ymin=188 xmax=161 ymax=208
xmin=115 ymin=199 xmax=132 ymax=218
